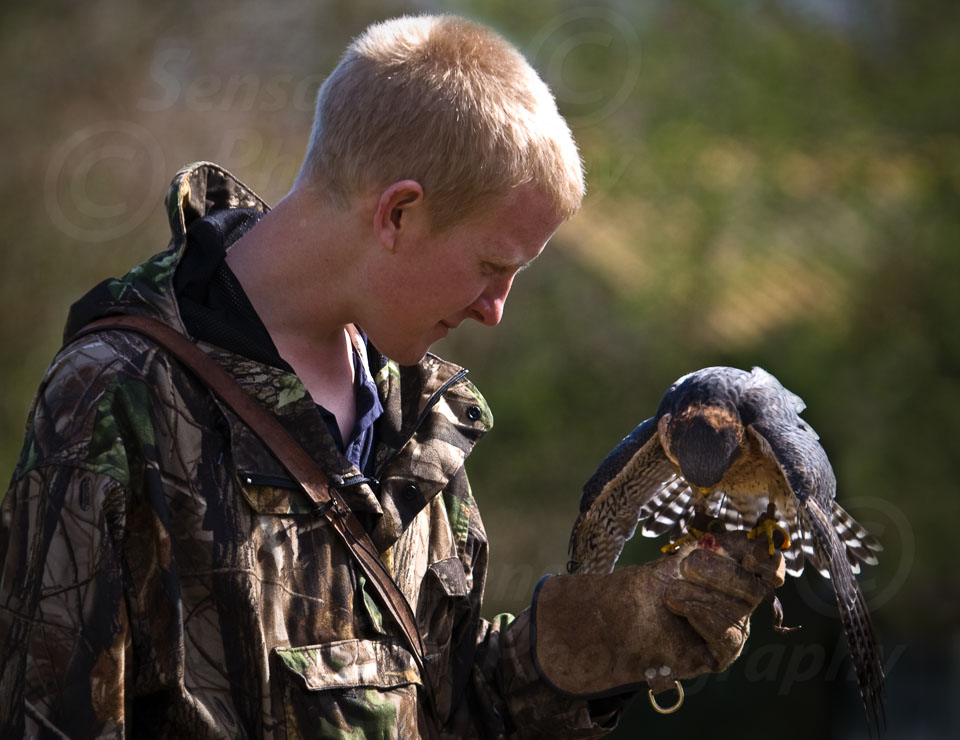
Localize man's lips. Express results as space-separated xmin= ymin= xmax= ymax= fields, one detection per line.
xmin=437 ymin=318 xmax=465 ymax=338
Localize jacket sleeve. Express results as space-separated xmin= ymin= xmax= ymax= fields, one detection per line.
xmin=0 ymin=464 xmax=131 ymax=740
xmin=464 ymin=608 xmax=630 ymax=739
xmin=437 ymin=479 xmax=631 ymax=738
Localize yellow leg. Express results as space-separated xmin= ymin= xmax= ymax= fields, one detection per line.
xmin=661 ymin=528 xmax=704 ymax=553
xmin=747 ymin=518 xmax=791 ymax=555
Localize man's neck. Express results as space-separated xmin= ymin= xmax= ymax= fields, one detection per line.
xmin=224 ymin=187 xmax=365 ymax=439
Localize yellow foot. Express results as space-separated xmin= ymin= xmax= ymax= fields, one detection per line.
xmin=747 ymin=518 xmax=791 ymax=555
xmin=661 ymin=528 xmax=704 ymax=554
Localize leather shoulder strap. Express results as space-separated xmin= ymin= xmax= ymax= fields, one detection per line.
xmin=71 ymin=315 xmax=439 ymax=724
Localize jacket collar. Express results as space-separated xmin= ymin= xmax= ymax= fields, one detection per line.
xmin=63 ymin=162 xmax=269 ymax=340
xmin=164 ymin=161 xmax=271 ymax=251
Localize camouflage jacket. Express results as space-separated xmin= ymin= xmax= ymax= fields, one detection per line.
xmin=0 ymin=163 xmax=620 ymax=739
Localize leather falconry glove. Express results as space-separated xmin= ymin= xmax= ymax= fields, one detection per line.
xmin=532 ymin=531 xmax=785 ymax=698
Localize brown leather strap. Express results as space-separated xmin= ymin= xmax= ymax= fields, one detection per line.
xmin=71 ymin=315 xmax=439 ymax=727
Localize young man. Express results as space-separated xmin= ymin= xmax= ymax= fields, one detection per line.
xmin=0 ymin=15 xmax=781 ymax=738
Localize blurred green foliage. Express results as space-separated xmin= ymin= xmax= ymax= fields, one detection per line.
xmin=1 ymin=0 xmax=957 ymax=736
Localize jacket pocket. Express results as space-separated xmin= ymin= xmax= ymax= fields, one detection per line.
xmin=272 ymin=638 xmax=423 ymax=738
xmin=424 ymin=556 xmax=470 ymax=599
xmin=274 ymin=637 xmax=422 ymax=691
xmin=237 ymin=470 xmax=316 ymax=515
xmin=418 ymin=557 xmax=471 ymax=650
xmin=417 ymin=556 xmax=472 ymax=705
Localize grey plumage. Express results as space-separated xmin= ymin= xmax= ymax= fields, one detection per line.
xmin=568 ymin=366 xmax=884 ymax=732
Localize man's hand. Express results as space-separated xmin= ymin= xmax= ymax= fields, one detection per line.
xmin=532 ymin=531 xmax=785 ymax=697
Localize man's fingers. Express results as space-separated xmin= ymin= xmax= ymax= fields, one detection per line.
xmin=741 ymin=546 xmax=786 ymax=588
xmin=664 ymin=580 xmax=754 ymax=624
xmin=709 ymin=531 xmax=787 ymax=589
xmin=662 ymin=579 xmax=752 ymax=670
xmin=679 ymin=549 xmax=771 ymax=605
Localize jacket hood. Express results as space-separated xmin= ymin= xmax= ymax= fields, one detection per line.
xmin=63 ymin=162 xmax=270 ymax=341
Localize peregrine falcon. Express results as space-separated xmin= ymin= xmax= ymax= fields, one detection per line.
xmin=568 ymin=366 xmax=885 ymax=731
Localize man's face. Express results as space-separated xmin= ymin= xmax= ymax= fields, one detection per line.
xmin=365 ymin=184 xmax=564 ymax=365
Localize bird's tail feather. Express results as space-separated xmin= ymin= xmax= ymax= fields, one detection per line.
xmin=831 ymin=500 xmax=883 ymax=571
xmin=803 ymin=500 xmax=886 ymax=736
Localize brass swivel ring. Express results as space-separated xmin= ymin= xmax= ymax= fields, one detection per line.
xmin=648 ymin=680 xmax=684 ymax=714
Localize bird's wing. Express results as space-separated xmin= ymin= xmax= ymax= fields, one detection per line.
xmin=749 ymin=367 xmax=821 ymax=440
xmin=749 ymin=366 xmax=807 ymax=414
xmin=748 ymin=395 xmax=881 ymax=577
xmin=802 ymin=498 xmax=886 ymax=733
xmin=577 ymin=417 xmax=659 ymax=515
xmin=743 ymin=368 xmax=837 ymax=567
xmin=747 ymin=372 xmax=885 ymax=731
xmin=569 ymin=418 xmax=677 ymax=573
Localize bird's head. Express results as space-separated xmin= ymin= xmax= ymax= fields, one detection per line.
xmin=660 ymin=403 xmax=745 ymax=490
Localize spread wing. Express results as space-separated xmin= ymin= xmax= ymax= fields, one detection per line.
xmin=568 ymin=418 xmax=680 ymax=574
xmin=747 ymin=397 xmax=882 ymax=578
xmin=749 ymin=407 xmax=885 ymax=733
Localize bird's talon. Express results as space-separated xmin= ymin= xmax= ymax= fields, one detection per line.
xmin=661 ymin=538 xmax=685 ymax=554
xmin=748 ymin=518 xmax=790 ymax=555
xmin=661 ymin=527 xmax=705 ymax=554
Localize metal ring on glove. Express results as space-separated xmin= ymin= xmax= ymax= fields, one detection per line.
xmin=648 ymin=680 xmax=684 ymax=714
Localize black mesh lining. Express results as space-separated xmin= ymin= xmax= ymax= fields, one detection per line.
xmin=174 ymin=208 xmax=293 ymax=372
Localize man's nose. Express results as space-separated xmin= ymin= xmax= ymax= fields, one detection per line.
xmin=468 ymin=277 xmax=513 ymax=326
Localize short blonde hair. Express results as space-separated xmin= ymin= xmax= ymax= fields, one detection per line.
xmin=297 ymin=14 xmax=584 ymax=231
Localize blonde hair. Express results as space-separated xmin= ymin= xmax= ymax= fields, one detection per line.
xmin=296 ymin=14 xmax=584 ymax=231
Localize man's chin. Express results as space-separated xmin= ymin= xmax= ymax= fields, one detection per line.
xmin=382 ymin=344 xmax=431 ymax=367
xmin=364 ymin=327 xmax=444 ymax=366
xmin=397 ymin=352 xmax=429 ymax=367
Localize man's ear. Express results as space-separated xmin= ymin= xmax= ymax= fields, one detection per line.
xmin=374 ymin=180 xmax=425 ymax=251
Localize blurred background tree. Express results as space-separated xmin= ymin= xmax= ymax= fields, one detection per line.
xmin=1 ymin=0 xmax=956 ymax=736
